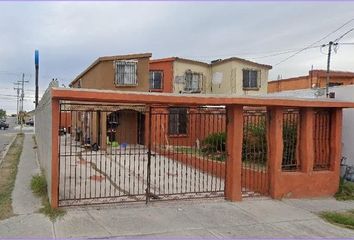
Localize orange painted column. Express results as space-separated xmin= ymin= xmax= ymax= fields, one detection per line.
xmin=268 ymin=107 xmax=283 ymax=199
xmin=51 ymin=99 xmax=60 ymax=208
xmin=225 ymin=105 xmax=243 ymax=201
xmin=300 ymin=108 xmax=314 ymax=173
xmin=330 ymin=108 xmax=343 ymax=174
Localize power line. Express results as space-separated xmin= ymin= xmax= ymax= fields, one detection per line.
xmin=334 ymin=28 xmax=354 ymax=42
xmin=248 ymin=45 xmax=322 ymax=60
xmin=274 ymin=18 xmax=354 ymax=66
xmin=339 ymin=42 xmax=354 ymax=45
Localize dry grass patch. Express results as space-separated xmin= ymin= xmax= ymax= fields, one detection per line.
xmin=0 ymin=133 xmax=24 ymax=220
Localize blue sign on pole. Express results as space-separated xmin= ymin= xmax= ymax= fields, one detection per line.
xmin=35 ymin=50 xmax=39 ymax=66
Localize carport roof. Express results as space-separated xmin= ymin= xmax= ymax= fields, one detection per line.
xmin=52 ymin=88 xmax=354 ymax=108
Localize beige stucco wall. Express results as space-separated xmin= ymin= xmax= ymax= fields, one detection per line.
xmin=171 ymin=59 xmax=269 ymax=96
xmin=210 ymin=60 xmax=269 ymax=96
xmin=172 ymin=61 xmax=210 ymax=94
xmin=71 ymin=57 xmax=150 ymax=92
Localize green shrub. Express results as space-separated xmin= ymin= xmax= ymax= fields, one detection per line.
xmin=30 ymin=174 xmax=47 ymax=197
xmin=335 ymin=178 xmax=354 ymax=200
xmin=201 ymin=132 xmax=226 ymax=154
xmin=242 ymin=122 xmax=267 ymax=164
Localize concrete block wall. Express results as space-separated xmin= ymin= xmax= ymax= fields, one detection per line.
xmin=35 ymin=87 xmax=53 ymax=202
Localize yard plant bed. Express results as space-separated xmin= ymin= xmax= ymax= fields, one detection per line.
xmin=320 ymin=210 xmax=354 ymax=230
xmin=0 ymin=133 xmax=24 ymax=220
xmin=335 ymin=179 xmax=354 ymax=201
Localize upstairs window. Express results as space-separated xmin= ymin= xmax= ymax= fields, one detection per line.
xmin=243 ymin=69 xmax=260 ymax=89
xmin=184 ymin=71 xmax=202 ymax=92
xmin=115 ymin=61 xmax=137 ymax=86
xmin=149 ymin=71 xmax=163 ymax=90
xmin=168 ymin=107 xmax=187 ymax=135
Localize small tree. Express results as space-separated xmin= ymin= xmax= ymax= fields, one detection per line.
xmin=0 ymin=109 xmax=6 ymax=120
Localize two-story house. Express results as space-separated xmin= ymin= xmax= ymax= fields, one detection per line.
xmin=68 ymin=53 xmax=272 ymax=151
xmin=149 ymin=57 xmax=272 ymax=95
xmin=148 ymin=57 xmax=272 ymax=146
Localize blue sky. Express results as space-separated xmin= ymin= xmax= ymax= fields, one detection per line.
xmin=0 ymin=1 xmax=354 ymax=113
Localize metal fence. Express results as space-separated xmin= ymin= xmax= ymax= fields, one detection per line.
xmin=58 ymin=102 xmax=227 ymax=206
xmin=282 ymin=109 xmax=300 ymax=171
xmin=242 ymin=109 xmax=269 ymax=197
xmin=313 ymin=109 xmax=331 ymax=170
xmin=149 ymin=106 xmax=226 ymax=200
xmin=58 ymin=102 xmax=148 ymax=206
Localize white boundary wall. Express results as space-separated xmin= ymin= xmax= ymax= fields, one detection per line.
xmin=35 ymin=87 xmax=53 ymax=201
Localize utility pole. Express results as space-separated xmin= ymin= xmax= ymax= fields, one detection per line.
xmin=323 ymin=41 xmax=339 ymax=97
xmin=13 ymin=82 xmax=21 ymax=124
xmin=19 ymin=73 xmax=29 ymax=131
xmin=325 ymin=41 xmax=333 ymax=97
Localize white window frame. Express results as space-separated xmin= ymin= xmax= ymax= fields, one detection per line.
xmin=115 ymin=60 xmax=138 ymax=86
xmin=184 ymin=71 xmax=202 ymax=92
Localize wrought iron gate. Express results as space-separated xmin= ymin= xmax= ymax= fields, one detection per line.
xmin=58 ymin=103 xmax=226 ymax=206
xmin=242 ymin=108 xmax=269 ymax=197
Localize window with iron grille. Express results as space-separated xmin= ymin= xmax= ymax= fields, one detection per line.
xmin=243 ymin=69 xmax=260 ymax=89
xmin=149 ymin=71 xmax=163 ymax=90
xmin=184 ymin=71 xmax=202 ymax=92
xmin=168 ymin=107 xmax=187 ymax=135
xmin=115 ymin=61 xmax=137 ymax=86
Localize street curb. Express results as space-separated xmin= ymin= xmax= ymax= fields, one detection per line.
xmin=0 ymin=134 xmax=17 ymax=166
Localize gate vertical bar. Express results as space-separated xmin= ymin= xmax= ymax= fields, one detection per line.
xmin=146 ymin=106 xmax=152 ymax=204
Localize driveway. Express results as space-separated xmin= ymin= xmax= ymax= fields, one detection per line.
xmin=59 ymin=134 xmax=224 ymax=206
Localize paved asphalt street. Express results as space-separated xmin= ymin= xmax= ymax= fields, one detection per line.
xmin=0 ymin=116 xmax=33 ymax=161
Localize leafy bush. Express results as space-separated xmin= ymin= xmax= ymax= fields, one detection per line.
xmin=242 ymin=122 xmax=267 ymax=164
xmin=335 ymin=178 xmax=354 ymax=200
xmin=201 ymin=132 xmax=226 ymax=154
xmin=30 ymin=174 xmax=47 ymax=197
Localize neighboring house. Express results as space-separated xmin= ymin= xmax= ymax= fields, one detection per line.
xmin=149 ymin=57 xmax=272 ymax=95
xmin=24 ymin=109 xmax=35 ymax=123
xmin=268 ymin=70 xmax=354 ymax=93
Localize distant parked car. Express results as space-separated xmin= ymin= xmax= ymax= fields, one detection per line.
xmin=26 ymin=120 xmax=34 ymax=126
xmin=0 ymin=121 xmax=9 ymax=130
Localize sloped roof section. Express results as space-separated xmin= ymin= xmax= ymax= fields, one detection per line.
xmin=210 ymin=57 xmax=272 ymax=69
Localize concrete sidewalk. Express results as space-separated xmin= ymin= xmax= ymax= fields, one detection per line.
xmin=12 ymin=133 xmax=42 ymax=214
xmin=1 ymin=134 xmax=354 ymax=238
xmin=0 ymin=198 xmax=353 ymax=238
